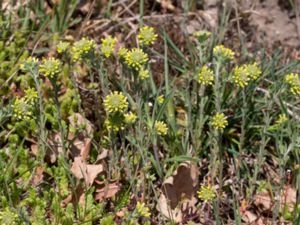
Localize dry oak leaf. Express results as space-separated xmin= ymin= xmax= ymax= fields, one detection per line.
xmin=68 ymin=113 xmax=94 ymax=160
xmin=198 ymin=8 xmax=218 ymax=29
xmin=47 ymin=133 xmax=64 ymax=163
xmin=254 ymin=191 xmax=273 ymax=212
xmin=30 ymin=166 xmax=44 ymax=186
xmin=61 ymin=184 xmax=85 ymax=207
xmin=95 ymin=182 xmax=121 ymax=201
xmin=70 ymin=157 xmax=103 ymax=186
xmin=96 ymin=149 xmax=109 ymax=163
xmin=280 ymin=185 xmax=296 ymax=212
xmin=155 ymin=0 xmax=176 ymax=11
xmin=254 ymin=185 xmax=296 ymax=213
xmin=30 ymin=134 xmax=62 ymax=164
xmin=241 ymin=210 xmax=258 ymax=223
xmin=157 ymin=161 xmax=199 ymax=223
xmin=30 ymin=114 xmax=93 ymax=164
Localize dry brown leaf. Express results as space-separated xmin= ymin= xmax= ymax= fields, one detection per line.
xmin=34 ymin=114 xmax=93 ymax=164
xmin=30 ymin=144 xmax=38 ymax=156
xmin=116 ymin=208 xmax=126 ymax=218
xmin=30 ymin=134 xmax=63 ymax=164
xmin=46 ymin=133 xmax=64 ymax=163
xmin=155 ymin=0 xmax=176 ymax=12
xmin=30 ymin=166 xmax=44 ymax=186
xmin=70 ymin=157 xmax=103 ymax=186
xmin=251 ymin=218 xmax=265 ymax=225
xmin=254 ymin=185 xmax=296 ymax=214
xmin=242 ymin=210 xmax=258 ymax=223
xmin=198 ymin=9 xmax=218 ymax=29
xmin=95 ymin=182 xmax=121 ymax=201
xmin=96 ymin=149 xmax=109 ymax=162
xmin=157 ymin=193 xmax=183 ymax=222
xmin=61 ymin=184 xmax=85 ymax=207
xmin=280 ymin=185 xmax=296 ymax=212
xmin=157 ymin=161 xmax=199 ymax=223
xmin=68 ymin=113 xmax=93 ymax=160
xmin=254 ymin=192 xmax=273 ymax=211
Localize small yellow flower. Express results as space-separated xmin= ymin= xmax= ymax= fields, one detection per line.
xmin=213 ymin=45 xmax=234 ymax=61
xmin=105 ymin=113 xmax=125 ymax=132
xmin=125 ymin=48 xmax=148 ymax=69
xmin=193 ymin=30 xmax=212 ymax=42
xmin=138 ymin=26 xmax=158 ymax=45
xmin=118 ymin=47 xmax=128 ymax=59
xmin=232 ymin=63 xmax=262 ymax=87
xmin=57 ymin=41 xmax=70 ymax=54
xmin=197 ymin=185 xmax=216 ymax=202
xmin=104 ymin=91 xmax=128 ymax=114
xmin=285 ymin=73 xmax=300 ymax=95
xmin=246 ymin=62 xmax=262 ymax=80
xmin=290 ymin=85 xmax=300 ymax=95
xmin=136 ymin=202 xmax=151 ymax=218
xmin=275 ymin=114 xmax=288 ymax=125
xmin=71 ymin=37 xmax=96 ymax=62
xmin=157 ymin=95 xmax=164 ymax=105
xmin=155 ymin=121 xmax=168 ymax=136
xmin=138 ymin=68 xmax=150 ymax=80
xmin=197 ymin=65 xmax=214 ymax=85
xmin=24 ymin=88 xmax=38 ymax=104
xmin=20 ymin=57 xmax=39 ymax=72
xmin=232 ymin=65 xmax=250 ymax=88
xmin=124 ymin=112 xmax=137 ymax=124
xmin=100 ymin=36 xmax=117 ymax=58
xmin=12 ymin=97 xmax=33 ymax=121
xmin=0 ymin=207 xmax=20 ymax=225
xmin=39 ymin=57 xmax=62 ymax=78
xmin=285 ymin=73 xmax=298 ymax=85
xmin=211 ymin=112 xmax=228 ymax=130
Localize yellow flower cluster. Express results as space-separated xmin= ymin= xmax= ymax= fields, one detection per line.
xmin=20 ymin=57 xmax=39 ymax=72
xmin=56 ymin=41 xmax=70 ymax=54
xmin=104 ymin=91 xmax=128 ymax=114
xmin=101 ymin=36 xmax=117 ymax=58
xmin=232 ymin=65 xmax=250 ymax=88
xmin=124 ymin=112 xmax=137 ymax=124
xmin=0 ymin=207 xmax=20 ymax=225
xmin=193 ymin=30 xmax=212 ymax=42
xmin=138 ymin=68 xmax=150 ymax=80
xmin=104 ymin=113 xmax=125 ymax=132
xmin=138 ymin=26 xmax=158 ymax=46
xmin=213 ymin=45 xmax=234 ymax=61
xmin=24 ymin=88 xmax=38 ymax=104
xmin=246 ymin=62 xmax=261 ymax=80
xmin=285 ymin=73 xmax=300 ymax=95
xmin=157 ymin=95 xmax=164 ymax=105
xmin=39 ymin=57 xmax=62 ymax=78
xmin=104 ymin=92 xmax=137 ymax=132
xmin=232 ymin=63 xmax=261 ymax=88
xmin=155 ymin=121 xmax=168 ymax=136
xmin=136 ymin=202 xmax=151 ymax=218
xmin=211 ymin=112 xmax=228 ymax=130
xmin=197 ymin=65 xmax=214 ymax=85
xmin=105 ymin=111 xmax=137 ymax=132
xmin=275 ymin=114 xmax=288 ymax=125
xmin=197 ymin=185 xmax=216 ymax=202
xmin=57 ymin=41 xmax=70 ymax=54
xmin=12 ymin=97 xmax=33 ymax=121
xmin=118 ymin=47 xmax=128 ymax=59
xmin=71 ymin=37 xmax=96 ymax=62
xmin=125 ymin=48 xmax=148 ymax=69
